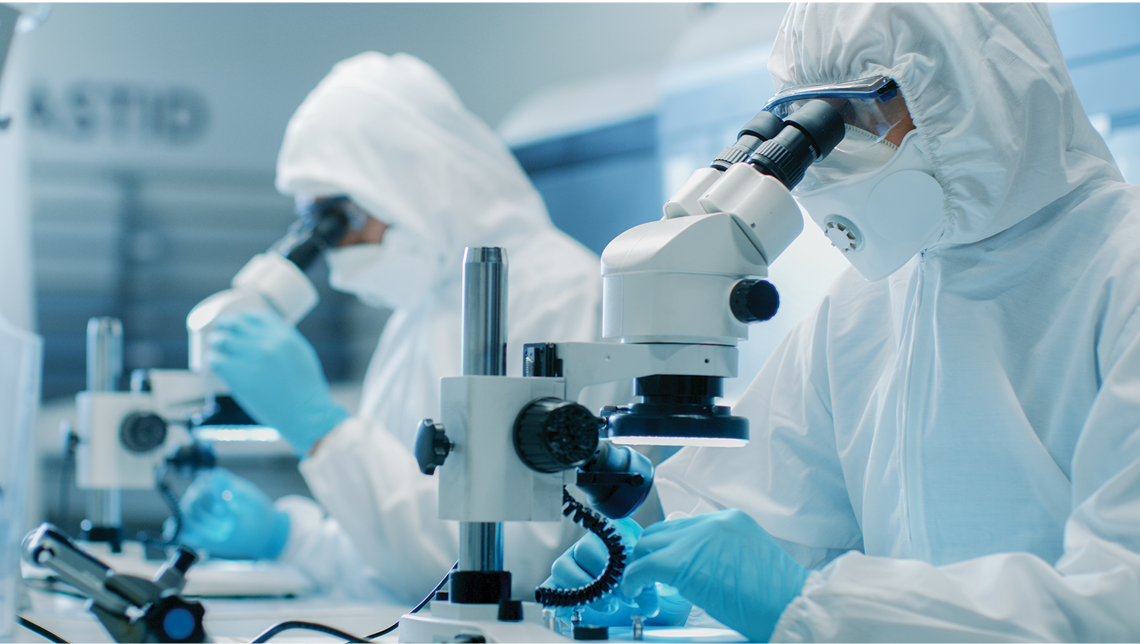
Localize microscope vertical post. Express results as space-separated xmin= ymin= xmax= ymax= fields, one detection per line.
xmin=84 ymin=317 xmax=125 ymax=551
xmin=459 ymin=247 xmax=507 ymax=577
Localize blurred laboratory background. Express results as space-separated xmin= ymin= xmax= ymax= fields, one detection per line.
xmin=4 ymin=2 xmax=1140 ymax=543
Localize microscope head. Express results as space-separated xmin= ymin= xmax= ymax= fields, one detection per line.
xmin=597 ymin=100 xmax=844 ymax=447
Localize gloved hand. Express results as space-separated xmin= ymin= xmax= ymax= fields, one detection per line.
xmin=207 ymin=309 xmax=349 ymax=456
xmin=541 ymin=518 xmax=692 ymax=627
xmin=171 ymin=468 xmax=290 ymax=560
xmin=621 ymin=509 xmax=809 ymax=643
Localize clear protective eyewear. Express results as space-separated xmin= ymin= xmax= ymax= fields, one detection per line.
xmin=294 ymin=195 xmax=371 ymax=234
xmin=764 ymin=76 xmax=908 ymax=155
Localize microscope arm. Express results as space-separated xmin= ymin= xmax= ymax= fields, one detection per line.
xmin=23 ymin=524 xmax=208 ymax=643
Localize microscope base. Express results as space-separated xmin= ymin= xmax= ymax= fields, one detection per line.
xmin=398 ymin=601 xmax=572 ymax=643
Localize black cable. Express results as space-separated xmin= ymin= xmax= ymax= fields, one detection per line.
xmin=534 ymin=488 xmax=627 ymax=608
xmin=18 ymin=616 xmax=69 ymax=643
xmin=248 ymin=562 xmax=456 ymax=643
xmin=250 ymin=620 xmax=367 ymax=643
xmin=364 ymin=562 xmax=456 ymax=639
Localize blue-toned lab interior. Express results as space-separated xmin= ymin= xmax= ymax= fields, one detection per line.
xmin=3 ymin=3 xmax=1140 ymax=642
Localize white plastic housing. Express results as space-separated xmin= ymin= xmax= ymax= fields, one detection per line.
xmin=231 ymin=252 xmax=320 ymax=322
xmin=75 ymin=391 xmax=179 ymax=489
xmin=553 ymin=341 xmax=738 ymax=403
xmin=662 ymin=167 xmax=722 ymax=219
xmin=186 ymin=253 xmax=318 ymax=380
xmin=600 ymin=212 xmax=768 ymax=345
xmin=697 ymin=163 xmax=804 ymax=265
xmin=437 ymin=376 xmax=566 ymax=523
xmin=400 ymin=602 xmax=571 ymax=643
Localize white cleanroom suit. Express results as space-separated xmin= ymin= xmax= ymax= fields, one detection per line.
xmin=272 ymin=52 xmax=617 ymax=602
xmin=656 ymin=3 xmax=1140 ymax=641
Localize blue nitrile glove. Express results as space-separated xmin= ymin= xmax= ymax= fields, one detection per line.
xmin=208 ymin=309 xmax=349 ymax=456
xmin=171 ymin=468 xmax=290 ymax=560
xmin=541 ymin=518 xmax=692 ymax=627
xmin=621 ymin=509 xmax=809 ymax=643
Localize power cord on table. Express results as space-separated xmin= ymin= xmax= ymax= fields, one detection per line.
xmin=250 ymin=561 xmax=457 ymax=643
xmin=18 ymin=560 xmax=458 ymax=642
xmin=18 ymin=615 xmax=69 ymax=643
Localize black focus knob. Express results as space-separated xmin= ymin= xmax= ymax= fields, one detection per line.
xmin=414 ymin=419 xmax=451 ymax=475
xmin=119 ymin=412 xmax=167 ymax=453
xmin=731 ymin=279 xmax=780 ymax=323
xmin=513 ymin=398 xmax=599 ymax=474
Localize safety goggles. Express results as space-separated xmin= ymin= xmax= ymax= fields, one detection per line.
xmin=294 ymin=195 xmax=371 ymax=234
xmin=764 ymin=76 xmax=908 ymax=155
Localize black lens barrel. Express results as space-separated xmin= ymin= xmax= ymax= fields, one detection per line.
xmin=747 ymin=100 xmax=844 ymax=190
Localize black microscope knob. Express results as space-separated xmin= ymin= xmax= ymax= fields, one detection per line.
xmin=730 ymin=279 xmax=780 ymax=323
xmin=414 ymin=419 xmax=451 ymax=475
xmin=119 ymin=412 xmax=167 ymax=453
xmin=513 ymin=398 xmax=599 ymax=473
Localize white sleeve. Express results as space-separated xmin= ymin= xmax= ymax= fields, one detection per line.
xmin=274 ymin=494 xmax=400 ymax=602
xmin=772 ymin=312 xmax=1140 ymax=642
xmin=297 ymin=415 xmax=584 ymax=604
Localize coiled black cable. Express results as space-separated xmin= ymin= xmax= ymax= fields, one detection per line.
xmin=534 ymin=488 xmax=627 ymax=608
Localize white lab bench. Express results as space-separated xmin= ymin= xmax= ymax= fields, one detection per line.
xmin=19 ymin=584 xmax=751 ymax=643
xmin=20 ymin=585 xmax=408 ymax=643
xmin=17 ymin=540 xmax=746 ymax=643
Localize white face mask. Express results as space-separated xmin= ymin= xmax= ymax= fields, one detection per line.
xmin=325 ymin=226 xmax=447 ymax=310
xmin=794 ymin=130 xmax=946 ymax=281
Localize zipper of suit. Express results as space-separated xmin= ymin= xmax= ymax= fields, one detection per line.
xmin=899 ymin=250 xmax=935 ymax=558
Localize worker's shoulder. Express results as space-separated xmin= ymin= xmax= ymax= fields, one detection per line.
xmin=1090 ymin=181 xmax=1140 ymax=264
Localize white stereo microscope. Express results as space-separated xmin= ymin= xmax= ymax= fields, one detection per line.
xmin=402 ymin=100 xmax=844 ymax=642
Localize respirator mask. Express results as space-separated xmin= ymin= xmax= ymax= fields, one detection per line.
xmin=325 ymin=225 xmax=447 ymax=311
xmin=765 ymin=76 xmax=946 ymax=281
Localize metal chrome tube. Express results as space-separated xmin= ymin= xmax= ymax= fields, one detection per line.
xmin=87 ymin=317 xmax=123 ymax=392
xmin=459 ymin=523 xmax=504 ymax=573
xmin=461 ymin=247 xmax=507 ymax=378
xmin=459 ymin=247 xmax=507 ymax=573
xmin=86 ymin=317 xmax=124 ymax=539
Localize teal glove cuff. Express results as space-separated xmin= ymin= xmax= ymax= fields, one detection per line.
xmin=289 ymin=405 xmax=350 ymax=458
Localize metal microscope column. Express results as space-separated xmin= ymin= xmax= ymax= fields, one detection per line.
xmin=459 ymin=247 xmax=507 ymax=574
xmin=85 ymin=317 xmax=124 ymax=550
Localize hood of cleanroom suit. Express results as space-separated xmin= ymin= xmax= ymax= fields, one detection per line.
xmin=273 ymin=53 xmax=615 ymax=601
xmin=771 ymin=2 xmax=1117 ymax=249
xmin=657 ymin=4 xmax=1140 ymax=641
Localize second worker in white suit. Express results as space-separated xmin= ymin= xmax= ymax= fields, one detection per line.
xmin=174 ymin=52 xmax=621 ymax=601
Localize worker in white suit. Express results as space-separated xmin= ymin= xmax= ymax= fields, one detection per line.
xmin=548 ymin=3 xmax=1140 ymax=641
xmin=176 ymin=52 xmax=622 ymax=602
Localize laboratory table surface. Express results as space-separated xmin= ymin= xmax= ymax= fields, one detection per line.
xmin=19 ymin=586 xmax=408 ymax=643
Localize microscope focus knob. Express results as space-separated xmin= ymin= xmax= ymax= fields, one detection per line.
xmin=730 ymin=279 xmax=780 ymax=323
xmin=119 ymin=412 xmax=168 ymax=453
xmin=513 ymin=398 xmax=600 ymax=473
xmin=414 ymin=419 xmax=451 ymax=475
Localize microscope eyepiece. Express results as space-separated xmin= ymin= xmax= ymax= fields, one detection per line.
xmin=748 ymin=99 xmax=845 ymax=190
xmin=275 ymin=196 xmax=357 ymax=271
xmin=711 ymin=110 xmax=786 ymax=171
